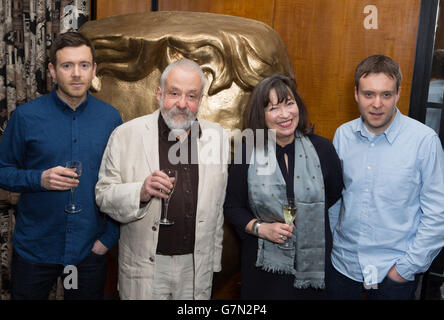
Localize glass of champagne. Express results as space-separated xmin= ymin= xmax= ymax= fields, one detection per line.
xmin=65 ymin=160 xmax=82 ymax=214
xmin=157 ymin=168 xmax=178 ymax=225
xmin=278 ymin=197 xmax=297 ymax=249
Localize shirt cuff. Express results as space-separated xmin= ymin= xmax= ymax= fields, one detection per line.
xmin=97 ymin=218 xmax=120 ymax=250
xmin=33 ymin=169 xmax=46 ymax=191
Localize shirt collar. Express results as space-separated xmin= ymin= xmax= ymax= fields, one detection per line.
xmin=276 ymin=138 xmax=295 ymax=156
xmin=50 ymin=85 xmax=90 ymax=113
xmin=354 ymin=107 xmax=403 ymax=144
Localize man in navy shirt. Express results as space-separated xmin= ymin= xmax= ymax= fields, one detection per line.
xmin=0 ymin=31 xmax=122 ymax=299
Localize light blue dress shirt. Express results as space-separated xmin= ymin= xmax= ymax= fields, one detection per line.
xmin=329 ymin=108 xmax=444 ymax=283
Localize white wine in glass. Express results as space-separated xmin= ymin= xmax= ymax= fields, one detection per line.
xmin=157 ymin=168 xmax=178 ymax=225
xmin=65 ymin=160 xmax=82 ymax=214
xmin=278 ymin=198 xmax=297 ymax=249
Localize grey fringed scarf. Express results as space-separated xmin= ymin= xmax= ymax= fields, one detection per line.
xmin=247 ymin=132 xmax=325 ymax=289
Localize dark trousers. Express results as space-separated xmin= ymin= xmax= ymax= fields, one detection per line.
xmin=11 ymin=249 xmax=107 ymax=300
xmin=326 ymin=265 xmax=419 ymax=300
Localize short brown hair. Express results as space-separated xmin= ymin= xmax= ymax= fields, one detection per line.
xmin=244 ymin=73 xmax=313 ymax=139
xmin=355 ymin=55 xmax=402 ymax=92
xmin=49 ymin=31 xmax=95 ymax=65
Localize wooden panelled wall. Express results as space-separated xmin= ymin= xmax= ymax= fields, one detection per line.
xmin=96 ymin=0 xmax=421 ymax=140
xmin=95 ymin=0 xmax=152 ymax=19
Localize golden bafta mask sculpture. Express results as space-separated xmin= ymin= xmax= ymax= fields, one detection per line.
xmin=80 ymin=11 xmax=294 ymax=298
xmin=80 ymin=11 xmax=294 ymax=130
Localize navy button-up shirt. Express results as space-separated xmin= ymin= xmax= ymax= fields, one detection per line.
xmin=0 ymin=88 xmax=122 ymax=266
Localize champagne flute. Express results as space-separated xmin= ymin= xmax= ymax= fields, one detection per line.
xmin=157 ymin=168 xmax=178 ymax=225
xmin=278 ymin=197 xmax=297 ymax=249
xmin=65 ymin=160 xmax=82 ymax=213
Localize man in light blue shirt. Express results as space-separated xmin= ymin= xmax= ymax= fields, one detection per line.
xmin=327 ymin=55 xmax=444 ymax=300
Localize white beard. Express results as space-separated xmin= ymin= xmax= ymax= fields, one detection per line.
xmin=159 ymin=100 xmax=197 ymax=132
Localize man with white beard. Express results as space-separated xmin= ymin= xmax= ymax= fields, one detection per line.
xmin=95 ymin=59 xmax=229 ymax=300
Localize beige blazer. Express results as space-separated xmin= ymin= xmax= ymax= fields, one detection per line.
xmin=95 ymin=110 xmax=229 ymax=299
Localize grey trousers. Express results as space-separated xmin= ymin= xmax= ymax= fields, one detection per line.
xmin=152 ymin=253 xmax=194 ymax=300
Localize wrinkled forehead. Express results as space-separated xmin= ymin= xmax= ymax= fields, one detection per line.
xmin=163 ymin=66 xmax=203 ymax=92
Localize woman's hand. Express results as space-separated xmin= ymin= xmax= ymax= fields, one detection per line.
xmin=246 ymin=219 xmax=294 ymax=244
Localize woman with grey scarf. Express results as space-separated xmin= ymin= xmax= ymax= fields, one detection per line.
xmin=224 ymin=73 xmax=343 ymax=299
